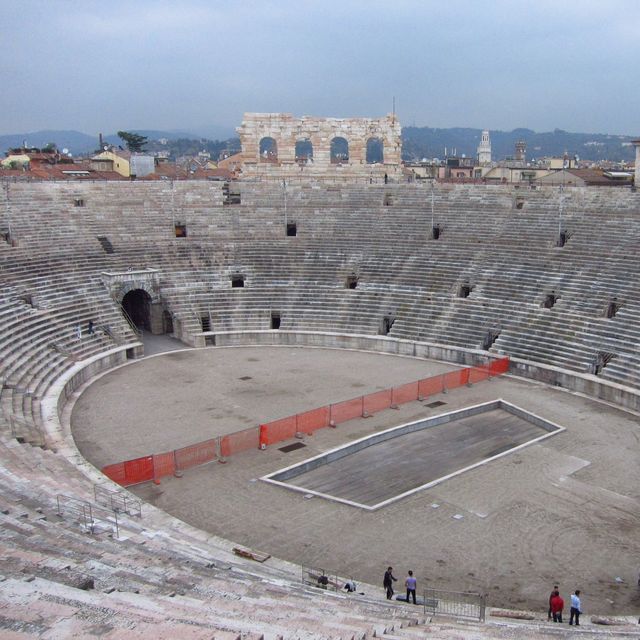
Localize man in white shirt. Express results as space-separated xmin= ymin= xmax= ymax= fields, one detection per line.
xmin=569 ymin=589 xmax=582 ymax=626
xmin=405 ymin=570 xmax=417 ymax=605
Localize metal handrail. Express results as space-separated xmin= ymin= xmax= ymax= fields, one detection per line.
xmin=114 ymin=298 xmax=142 ymax=338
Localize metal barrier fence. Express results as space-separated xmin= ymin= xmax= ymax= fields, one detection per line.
xmin=102 ymin=357 xmax=509 ymax=487
xmin=301 ymin=565 xmax=342 ymax=592
xmin=94 ymin=483 xmax=142 ymax=517
xmin=56 ymin=494 xmax=120 ymax=538
xmin=423 ymin=587 xmax=486 ymax=622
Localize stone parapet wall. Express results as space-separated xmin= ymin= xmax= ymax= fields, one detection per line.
xmin=200 ymin=330 xmax=640 ymax=413
xmin=237 ymin=112 xmax=402 ymax=180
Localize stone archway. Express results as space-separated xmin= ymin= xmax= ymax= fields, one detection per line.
xmin=122 ymin=289 xmax=152 ymax=331
xmin=113 ymin=279 xmax=167 ymax=335
xmin=237 ymin=113 xmax=403 ymax=179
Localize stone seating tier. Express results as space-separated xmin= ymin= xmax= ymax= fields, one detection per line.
xmin=3 ymin=181 xmax=639 ymax=388
xmin=2 ymin=181 xmax=640 ymax=637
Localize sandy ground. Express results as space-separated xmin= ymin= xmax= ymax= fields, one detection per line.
xmin=71 ymin=346 xmax=640 ymax=616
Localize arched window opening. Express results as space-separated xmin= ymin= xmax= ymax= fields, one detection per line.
xmin=231 ymin=274 xmax=245 ymax=288
xmin=259 ymin=137 xmax=278 ymax=163
xmin=295 ymin=139 xmax=313 ymax=165
xmin=366 ymin=138 xmax=384 ymax=164
xmin=345 ymin=274 xmax=359 ymax=289
xmin=330 ymin=137 xmax=349 ymax=164
xmin=122 ymin=289 xmax=152 ymax=331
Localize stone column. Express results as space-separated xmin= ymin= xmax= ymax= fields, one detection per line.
xmin=150 ymin=303 xmax=165 ymax=335
xmin=633 ymin=140 xmax=640 ymax=187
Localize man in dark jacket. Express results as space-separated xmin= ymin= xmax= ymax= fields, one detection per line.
xmin=383 ymin=567 xmax=397 ymax=600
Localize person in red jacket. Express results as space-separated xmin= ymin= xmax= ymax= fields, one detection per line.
xmin=550 ymin=590 xmax=564 ymax=623
xmin=548 ymin=584 xmax=559 ymax=619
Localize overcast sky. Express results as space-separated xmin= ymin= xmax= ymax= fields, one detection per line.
xmin=1 ymin=0 xmax=639 ymax=137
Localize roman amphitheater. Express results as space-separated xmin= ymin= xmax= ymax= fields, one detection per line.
xmin=1 ymin=117 xmax=640 ymax=638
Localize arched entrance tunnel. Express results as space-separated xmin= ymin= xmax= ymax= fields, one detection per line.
xmin=122 ymin=289 xmax=152 ymax=331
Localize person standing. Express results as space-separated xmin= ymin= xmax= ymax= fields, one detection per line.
xmin=405 ymin=570 xmax=417 ymax=604
xmin=548 ymin=584 xmax=559 ymax=620
xmin=569 ymin=590 xmax=582 ymax=626
xmin=550 ymin=590 xmax=564 ymax=623
xmin=383 ymin=567 xmax=397 ymax=600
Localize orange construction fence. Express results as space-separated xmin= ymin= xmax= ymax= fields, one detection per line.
xmin=220 ymin=427 xmax=260 ymax=458
xmin=102 ymin=455 xmax=154 ymax=486
xmin=102 ymin=357 xmax=509 ymax=487
xmin=175 ymin=438 xmax=217 ymax=471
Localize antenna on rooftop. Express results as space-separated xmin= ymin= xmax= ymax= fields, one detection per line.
xmin=392 ymin=96 xmax=395 ymax=123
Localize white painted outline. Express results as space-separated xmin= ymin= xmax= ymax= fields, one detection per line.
xmin=260 ymin=399 xmax=565 ymax=511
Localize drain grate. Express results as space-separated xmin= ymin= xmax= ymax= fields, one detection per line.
xmin=279 ymin=442 xmax=307 ymax=453
xmin=238 ymin=376 xmax=252 ymax=381
xmin=426 ymin=400 xmax=447 ymax=408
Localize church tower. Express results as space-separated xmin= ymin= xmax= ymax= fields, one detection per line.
xmin=477 ymin=130 xmax=491 ymax=165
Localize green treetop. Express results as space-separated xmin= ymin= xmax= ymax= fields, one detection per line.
xmin=117 ymin=131 xmax=148 ymax=152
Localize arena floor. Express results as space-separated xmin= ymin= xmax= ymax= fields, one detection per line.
xmin=70 ymin=345 xmax=640 ymax=615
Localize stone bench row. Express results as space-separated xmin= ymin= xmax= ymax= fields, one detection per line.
xmin=0 ymin=434 xmax=431 ymax=639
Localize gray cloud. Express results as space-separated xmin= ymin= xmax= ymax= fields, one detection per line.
xmin=1 ymin=0 xmax=638 ymax=136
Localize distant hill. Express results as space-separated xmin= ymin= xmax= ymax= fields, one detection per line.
xmin=402 ymin=127 xmax=637 ymax=163
xmin=1 ymin=126 xmax=636 ymax=162
xmin=0 ymin=130 xmax=99 ymax=155
xmin=0 ymin=129 xmax=234 ymax=156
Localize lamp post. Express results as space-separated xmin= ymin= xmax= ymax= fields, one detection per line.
xmin=558 ymin=163 xmax=566 ymax=238
xmin=170 ymin=179 xmax=175 ymax=231
xmin=3 ymin=182 xmax=12 ymax=242
xmin=282 ymin=179 xmax=287 ymax=234
xmin=430 ymin=177 xmax=435 ymax=231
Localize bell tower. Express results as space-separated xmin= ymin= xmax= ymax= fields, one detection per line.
xmin=477 ymin=130 xmax=491 ymax=165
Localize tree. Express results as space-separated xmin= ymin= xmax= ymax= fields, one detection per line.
xmin=42 ymin=142 xmax=58 ymax=153
xmin=117 ymin=131 xmax=148 ymax=152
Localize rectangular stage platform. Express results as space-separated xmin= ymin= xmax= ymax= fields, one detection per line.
xmin=261 ymin=399 xmax=564 ymax=510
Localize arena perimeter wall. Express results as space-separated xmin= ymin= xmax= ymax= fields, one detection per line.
xmin=43 ymin=331 xmax=640 ymax=488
